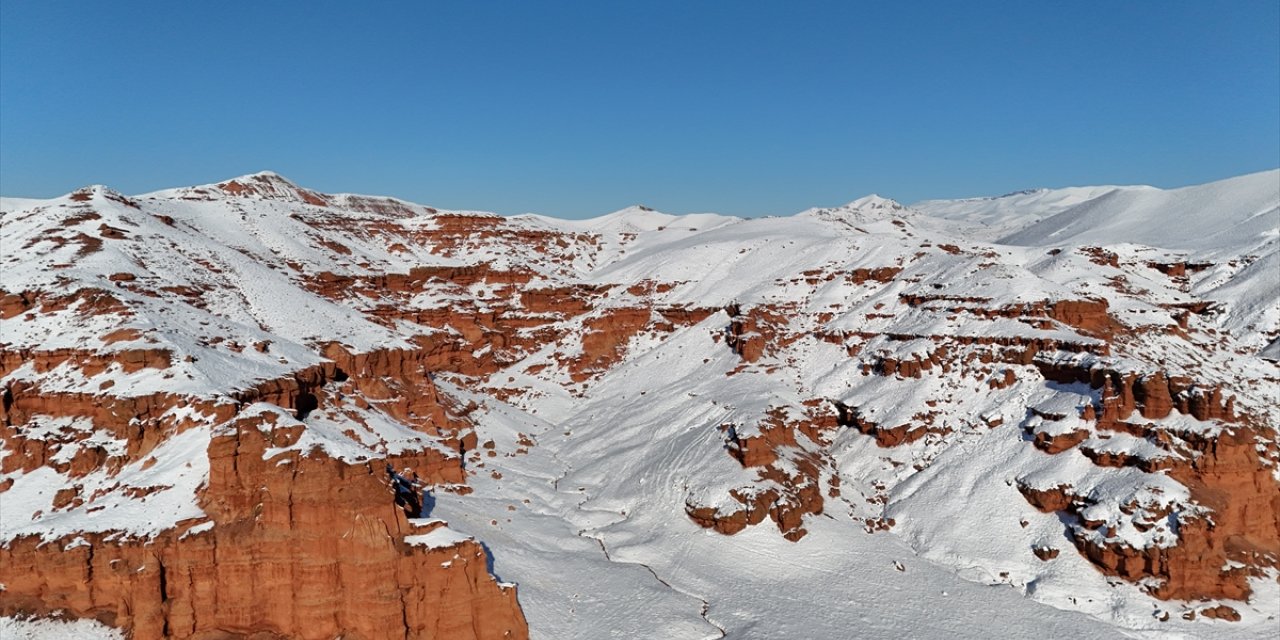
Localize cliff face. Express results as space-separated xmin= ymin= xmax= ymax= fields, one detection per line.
xmin=0 ymin=419 xmax=525 ymax=639
xmin=1016 ymin=358 xmax=1278 ymax=605
xmin=0 ymin=351 xmax=528 ymax=639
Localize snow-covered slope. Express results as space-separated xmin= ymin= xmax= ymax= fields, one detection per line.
xmin=915 ymin=170 xmax=1280 ymax=353
xmin=999 ymin=171 xmax=1278 ymax=254
xmin=914 ymin=170 xmax=1280 ymax=255
xmin=914 ymin=185 xmax=1133 ymax=240
xmin=2 ymin=170 xmax=1277 ymax=639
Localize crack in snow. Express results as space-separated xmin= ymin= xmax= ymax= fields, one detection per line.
xmin=581 ymin=531 xmax=726 ymax=639
xmin=542 ymin=442 xmax=725 ymax=638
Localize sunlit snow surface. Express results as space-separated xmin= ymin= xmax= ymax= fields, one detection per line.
xmin=1 ymin=170 xmax=1278 ymax=638
xmin=437 ymin=317 xmax=1279 ymax=639
xmin=0 ymin=616 xmax=125 ymax=640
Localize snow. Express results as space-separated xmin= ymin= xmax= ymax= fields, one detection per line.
xmin=179 ymin=521 xmax=215 ymax=539
xmin=0 ymin=616 xmax=125 ymax=640
xmin=538 ymin=205 xmax=738 ymax=237
xmin=403 ymin=525 xmax=473 ymax=550
xmin=436 ymin=352 xmax=1217 ymax=638
xmin=252 ymin=393 xmax=458 ymax=463
xmin=914 ymin=185 xmax=1129 ymax=240
xmin=914 ymin=171 xmax=1280 ymax=254
xmin=917 ymin=172 xmax=1280 ymax=352
xmin=0 ymin=426 xmax=212 ymax=544
xmin=2 ymin=169 xmax=1277 ymax=639
xmin=991 ymin=170 xmax=1279 ymax=254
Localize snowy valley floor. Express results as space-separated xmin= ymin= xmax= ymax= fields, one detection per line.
xmin=431 ymin=332 xmax=1279 ymax=640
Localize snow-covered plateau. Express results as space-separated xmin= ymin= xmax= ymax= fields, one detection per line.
xmin=1 ymin=169 xmax=1277 ymax=639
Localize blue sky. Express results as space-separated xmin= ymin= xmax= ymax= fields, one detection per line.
xmin=2 ymin=2 xmax=1277 ymax=217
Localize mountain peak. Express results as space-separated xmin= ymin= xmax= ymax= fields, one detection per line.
xmin=604 ymin=204 xmax=667 ymax=217
xmin=994 ymin=188 xmax=1049 ymax=199
xmin=216 ymin=171 xmax=295 ymax=193
xmin=842 ymin=194 xmax=907 ymax=212
xmin=68 ymin=184 xmax=123 ymax=198
xmin=65 ymin=184 xmax=139 ymax=207
xmin=200 ymin=171 xmax=330 ymax=205
xmin=224 ymin=169 xmax=297 ymax=186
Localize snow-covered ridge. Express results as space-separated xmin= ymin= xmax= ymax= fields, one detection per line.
xmin=2 ymin=168 xmax=1278 ymax=639
xmin=142 ymin=170 xmax=321 ymax=202
xmin=7 ymin=168 xmax=1276 ymax=250
xmin=913 ymin=169 xmax=1279 ymax=252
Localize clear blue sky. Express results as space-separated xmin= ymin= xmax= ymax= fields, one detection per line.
xmin=2 ymin=2 xmax=1277 ymax=217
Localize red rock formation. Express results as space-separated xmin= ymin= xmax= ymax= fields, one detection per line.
xmin=7 ymin=174 xmax=1276 ymax=630
xmin=847 ymin=267 xmax=903 ymax=284
xmin=898 ymin=296 xmax=1119 ymax=338
xmin=217 ymin=173 xmax=331 ymax=206
xmin=1034 ymin=360 xmax=1237 ymax=424
xmin=1 ymin=337 xmax=529 ymax=637
xmin=1019 ymin=425 xmax=1279 ymax=602
xmin=1080 ymin=246 xmax=1120 ymax=267
xmin=1199 ymin=605 xmax=1242 ymax=621
xmin=1146 ymin=261 xmax=1212 ymax=278
xmin=687 ymin=405 xmax=838 ymax=540
xmin=0 ymin=346 xmax=172 ymax=378
xmin=1032 ymin=428 xmax=1089 ymax=454
xmin=0 ymin=287 xmax=129 ymax=322
xmin=724 ymin=304 xmax=796 ymax=363
xmin=1032 ymin=546 xmax=1061 ymax=561
xmin=1017 ymin=483 xmax=1078 ymax=513
xmin=566 ymin=306 xmax=714 ymax=381
xmin=0 ymin=418 xmax=527 ymax=639
xmin=697 ymin=263 xmax=1274 ymax=608
xmin=0 ymin=383 xmax=232 ymax=476
xmin=831 ymin=400 xmax=931 ymax=448
xmin=302 ymin=265 xmax=709 ymax=384
xmin=572 ymin=308 xmax=654 ymax=379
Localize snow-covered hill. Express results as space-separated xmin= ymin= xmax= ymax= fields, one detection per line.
xmin=914 ymin=170 xmax=1280 ymax=254
xmin=1 ymin=170 xmax=1277 ymax=639
xmin=915 ymin=169 xmax=1280 ymax=355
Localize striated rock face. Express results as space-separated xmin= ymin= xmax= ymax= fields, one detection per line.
xmin=1059 ymin=428 xmax=1278 ymax=602
xmin=1034 ymin=360 xmax=1238 ymax=424
xmin=724 ymin=304 xmax=804 ymax=364
xmin=0 ymin=417 xmax=526 ymax=639
xmin=1009 ymin=350 xmax=1277 ymax=601
xmin=1 ymin=336 xmax=527 ymax=637
xmin=1011 ymin=354 xmax=1279 ymax=602
xmin=832 ymin=399 xmax=934 ymax=448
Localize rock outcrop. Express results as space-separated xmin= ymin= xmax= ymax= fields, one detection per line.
xmin=0 ymin=418 xmax=526 ymax=639
xmin=1 ymin=340 xmax=527 ymax=638
xmin=687 ymin=404 xmax=840 ymax=540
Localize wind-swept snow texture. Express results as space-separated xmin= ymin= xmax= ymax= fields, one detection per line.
xmin=2 ymin=169 xmax=1278 ymax=639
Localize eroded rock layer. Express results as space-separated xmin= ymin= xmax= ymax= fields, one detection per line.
xmin=0 ymin=420 xmax=523 ymax=640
